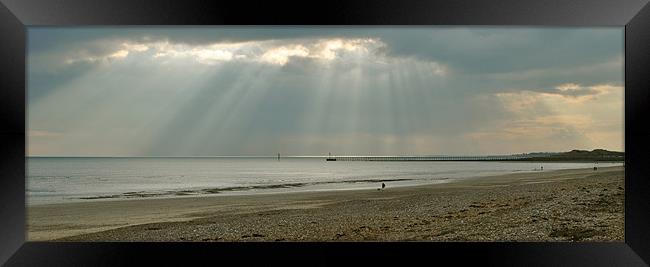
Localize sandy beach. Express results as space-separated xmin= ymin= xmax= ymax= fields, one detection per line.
xmin=27 ymin=166 xmax=624 ymax=242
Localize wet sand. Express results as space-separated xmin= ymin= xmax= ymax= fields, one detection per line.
xmin=28 ymin=166 xmax=624 ymax=241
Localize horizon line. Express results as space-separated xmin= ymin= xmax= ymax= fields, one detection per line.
xmin=26 ymin=149 xmax=624 ymax=158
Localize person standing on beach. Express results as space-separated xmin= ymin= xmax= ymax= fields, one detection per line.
xmin=382 ymin=183 xmax=386 ymax=189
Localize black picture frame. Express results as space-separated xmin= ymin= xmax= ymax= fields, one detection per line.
xmin=1 ymin=0 xmax=650 ymax=266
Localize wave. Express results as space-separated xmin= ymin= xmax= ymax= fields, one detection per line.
xmin=77 ymin=178 xmax=417 ymax=200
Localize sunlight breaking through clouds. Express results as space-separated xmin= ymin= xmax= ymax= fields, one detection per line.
xmin=260 ymin=45 xmax=310 ymax=65
xmin=64 ymin=37 xmax=388 ymax=67
xmin=547 ymin=83 xmax=620 ymax=100
xmin=28 ymin=27 xmax=624 ymax=156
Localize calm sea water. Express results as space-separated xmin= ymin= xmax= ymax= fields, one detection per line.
xmin=27 ymin=157 xmax=622 ymax=205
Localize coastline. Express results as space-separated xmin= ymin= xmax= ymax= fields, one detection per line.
xmin=28 ymin=166 xmax=624 ymax=241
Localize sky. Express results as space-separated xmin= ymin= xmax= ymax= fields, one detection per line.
xmin=27 ymin=27 xmax=624 ymax=156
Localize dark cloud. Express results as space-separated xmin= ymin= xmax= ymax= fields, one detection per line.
xmin=377 ymin=27 xmax=622 ymax=74
xmin=28 ymin=27 xmax=623 ymax=79
xmin=28 ymin=60 xmax=98 ymax=102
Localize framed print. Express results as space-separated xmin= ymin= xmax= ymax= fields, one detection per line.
xmin=1 ymin=0 xmax=650 ymax=266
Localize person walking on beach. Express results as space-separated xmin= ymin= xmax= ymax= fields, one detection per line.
xmin=382 ymin=183 xmax=386 ymax=189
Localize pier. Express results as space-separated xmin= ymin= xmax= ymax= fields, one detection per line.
xmin=324 ymin=155 xmax=534 ymax=162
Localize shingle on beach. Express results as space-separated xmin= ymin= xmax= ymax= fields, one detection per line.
xmin=28 ymin=166 xmax=624 ymax=242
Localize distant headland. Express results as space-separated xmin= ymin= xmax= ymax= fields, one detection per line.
xmin=517 ymin=149 xmax=624 ymax=162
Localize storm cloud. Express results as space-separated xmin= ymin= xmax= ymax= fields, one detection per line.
xmin=27 ymin=27 xmax=624 ymax=156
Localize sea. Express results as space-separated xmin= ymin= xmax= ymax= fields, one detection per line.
xmin=26 ymin=157 xmax=623 ymax=205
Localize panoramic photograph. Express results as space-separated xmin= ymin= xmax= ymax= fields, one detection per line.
xmin=27 ymin=27 xmax=624 ymax=242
